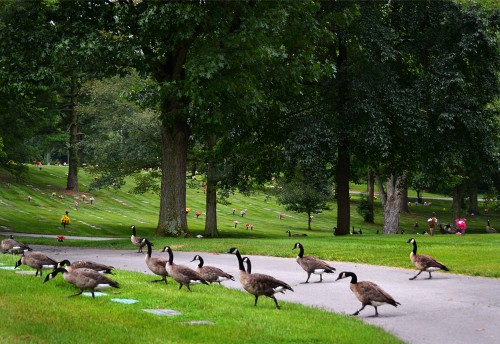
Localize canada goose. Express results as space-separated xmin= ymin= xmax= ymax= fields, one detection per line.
xmin=486 ymin=220 xmax=496 ymax=233
xmin=130 ymin=225 xmax=147 ymax=253
xmin=14 ymin=251 xmax=59 ymax=277
xmin=293 ymin=242 xmax=335 ymax=283
xmin=1 ymin=235 xmax=32 ymax=254
xmin=58 ymin=259 xmax=114 ymax=274
xmin=286 ymin=230 xmax=308 ymax=237
xmin=336 ymin=271 xmax=401 ymax=316
xmin=44 ymin=267 xmax=119 ymax=298
xmin=190 ymin=254 xmax=234 ymax=285
xmin=143 ymin=240 xmax=169 ymax=284
xmin=407 ymin=238 xmax=449 ymax=280
xmin=241 ymin=256 xmax=284 ymax=295
xmin=227 ymin=247 xmax=293 ymax=309
xmin=163 ymin=246 xmax=208 ymax=291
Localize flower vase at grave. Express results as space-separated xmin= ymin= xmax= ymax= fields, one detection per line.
xmin=61 ymin=214 xmax=71 ymax=229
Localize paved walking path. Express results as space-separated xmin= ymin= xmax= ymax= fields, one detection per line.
xmin=25 ymin=243 xmax=500 ymax=344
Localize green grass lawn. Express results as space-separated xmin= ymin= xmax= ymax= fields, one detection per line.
xmin=0 ymin=254 xmax=402 ymax=344
xmin=1 ymin=165 xmax=499 ymax=278
xmin=1 ymin=165 xmax=499 ymax=343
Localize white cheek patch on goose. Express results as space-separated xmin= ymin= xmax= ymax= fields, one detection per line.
xmin=313 ymin=269 xmax=326 ymax=274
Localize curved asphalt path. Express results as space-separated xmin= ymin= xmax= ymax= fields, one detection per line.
xmin=22 ymin=242 xmax=499 ymax=344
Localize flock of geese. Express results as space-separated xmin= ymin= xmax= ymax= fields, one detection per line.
xmin=1 ymin=225 xmax=450 ymax=316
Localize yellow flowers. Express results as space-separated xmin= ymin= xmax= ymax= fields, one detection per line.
xmin=61 ymin=215 xmax=71 ymax=227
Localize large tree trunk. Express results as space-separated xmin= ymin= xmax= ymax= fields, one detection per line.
xmin=66 ymin=77 xmax=79 ymax=192
xmin=468 ymin=181 xmax=479 ymax=215
xmin=154 ymin=44 xmax=191 ymax=237
xmin=382 ymin=174 xmax=405 ymax=234
xmin=204 ymin=134 xmax=218 ymax=238
xmin=155 ymin=118 xmax=189 ymax=237
xmin=400 ymin=186 xmax=410 ymax=213
xmin=375 ymin=175 xmax=387 ymax=206
xmin=366 ymin=168 xmax=375 ymax=223
xmin=334 ymin=33 xmax=350 ymax=236
xmin=452 ymin=183 xmax=466 ymax=221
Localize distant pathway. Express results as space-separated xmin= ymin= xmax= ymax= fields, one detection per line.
xmin=1 ymin=232 xmax=126 ymax=241
xmin=20 ymin=242 xmax=500 ymax=344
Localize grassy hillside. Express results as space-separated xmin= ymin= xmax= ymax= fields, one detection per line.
xmin=1 ymin=164 xmax=499 ymax=278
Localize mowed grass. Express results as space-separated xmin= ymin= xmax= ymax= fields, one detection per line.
xmin=0 ymin=255 xmax=402 ymax=344
xmin=1 ymin=164 xmax=499 ymax=278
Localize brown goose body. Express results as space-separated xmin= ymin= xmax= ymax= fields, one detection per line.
xmin=407 ymin=238 xmax=449 ymax=280
xmin=293 ymin=242 xmax=336 ymax=283
xmin=163 ymin=246 xmax=208 ymax=291
xmin=130 ymin=225 xmax=147 ymax=253
xmin=1 ymin=235 xmax=32 ymax=254
xmin=227 ymin=247 xmax=293 ymax=309
xmin=144 ymin=241 xmax=169 ymax=284
xmin=59 ymin=259 xmax=114 ymax=274
xmin=14 ymin=251 xmax=59 ymax=277
xmin=191 ymin=255 xmax=234 ymax=284
xmin=336 ymin=271 xmax=401 ymax=316
xmin=44 ymin=267 xmax=119 ymax=298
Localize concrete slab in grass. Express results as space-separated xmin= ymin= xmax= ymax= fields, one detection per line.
xmin=181 ymin=320 xmax=215 ymax=326
xmin=143 ymin=309 xmax=182 ymax=316
xmin=111 ymin=298 xmax=139 ymax=304
xmin=0 ymin=266 xmax=16 ymax=270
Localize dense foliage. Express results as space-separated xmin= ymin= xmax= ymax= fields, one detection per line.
xmin=0 ymin=0 xmax=498 ymax=236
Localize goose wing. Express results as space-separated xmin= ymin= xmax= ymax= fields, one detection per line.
xmin=1 ymin=238 xmax=17 ymax=250
xmin=2 ymin=239 xmax=31 ymax=252
xmin=175 ymin=265 xmax=207 ymax=283
xmin=131 ymin=236 xmax=145 ymax=246
xmin=415 ymin=254 xmax=449 ymax=270
xmin=70 ymin=268 xmax=119 ymax=288
xmin=249 ymin=273 xmax=294 ymax=295
xmin=357 ymin=281 xmax=400 ymax=306
xmin=26 ymin=252 xmax=58 ymax=266
xmin=147 ymin=257 xmax=168 ymax=275
xmin=302 ymin=255 xmax=336 ymax=271
xmin=200 ymin=265 xmax=234 ymax=281
xmin=72 ymin=260 xmax=114 ymax=273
